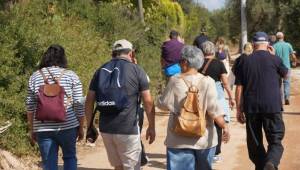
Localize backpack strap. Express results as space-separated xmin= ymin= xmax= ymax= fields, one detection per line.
xmin=180 ymin=76 xmax=192 ymax=88
xmin=201 ymin=58 xmax=213 ymax=75
xmin=46 ymin=68 xmax=67 ymax=84
xmin=38 ymin=69 xmax=49 ymax=84
xmin=46 ymin=67 xmax=58 ymax=83
xmin=58 ymin=70 xmax=72 ymax=109
xmin=45 ymin=68 xmax=72 ymax=108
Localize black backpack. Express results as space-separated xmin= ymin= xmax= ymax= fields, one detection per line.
xmin=96 ymin=59 xmax=129 ymax=114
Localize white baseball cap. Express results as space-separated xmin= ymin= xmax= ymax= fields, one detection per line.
xmin=112 ymin=39 xmax=133 ymax=51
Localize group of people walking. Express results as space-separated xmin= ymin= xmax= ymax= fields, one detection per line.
xmin=26 ymin=29 xmax=295 ymax=170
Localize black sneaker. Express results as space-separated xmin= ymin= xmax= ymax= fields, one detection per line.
xmin=285 ymin=99 xmax=290 ymax=105
xmin=264 ymin=162 xmax=276 ymax=170
xmin=141 ymin=154 xmax=149 ymax=166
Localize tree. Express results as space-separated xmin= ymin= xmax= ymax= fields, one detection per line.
xmin=241 ymin=0 xmax=247 ymax=51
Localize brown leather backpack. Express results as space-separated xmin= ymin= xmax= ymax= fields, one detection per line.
xmin=172 ymin=77 xmax=206 ymax=137
xmin=36 ymin=68 xmax=71 ymax=122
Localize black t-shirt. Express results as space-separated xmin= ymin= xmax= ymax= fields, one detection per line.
xmin=199 ymin=58 xmax=227 ymax=82
xmin=235 ymin=50 xmax=288 ymax=113
xmin=89 ymin=58 xmax=149 ymax=134
xmin=232 ymin=53 xmax=247 ymax=77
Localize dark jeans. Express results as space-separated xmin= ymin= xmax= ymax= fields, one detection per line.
xmin=36 ymin=128 xmax=78 ymax=170
xmin=214 ymin=122 xmax=222 ymax=155
xmin=245 ymin=113 xmax=285 ymax=170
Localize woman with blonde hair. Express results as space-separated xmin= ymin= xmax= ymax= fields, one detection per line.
xmin=232 ymin=42 xmax=253 ymax=76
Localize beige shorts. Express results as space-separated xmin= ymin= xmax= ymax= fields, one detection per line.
xmin=101 ymin=133 xmax=141 ymax=170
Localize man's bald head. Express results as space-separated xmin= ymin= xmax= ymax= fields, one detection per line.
xmin=276 ymin=32 xmax=284 ymax=40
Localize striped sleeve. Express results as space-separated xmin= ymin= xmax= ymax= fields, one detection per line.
xmin=26 ymin=75 xmax=37 ymax=112
xmin=71 ymin=72 xmax=85 ymax=118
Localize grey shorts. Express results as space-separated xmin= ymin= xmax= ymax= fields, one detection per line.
xmin=101 ymin=133 xmax=142 ymax=170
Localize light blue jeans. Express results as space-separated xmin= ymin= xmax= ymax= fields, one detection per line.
xmin=167 ymin=147 xmax=216 ymax=170
xmin=283 ymin=69 xmax=291 ymax=100
xmin=36 ymin=127 xmax=78 ymax=170
xmin=215 ymin=81 xmax=230 ymax=122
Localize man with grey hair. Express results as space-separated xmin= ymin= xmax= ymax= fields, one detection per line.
xmin=273 ymin=32 xmax=296 ymax=105
xmin=235 ymin=32 xmax=288 ymax=170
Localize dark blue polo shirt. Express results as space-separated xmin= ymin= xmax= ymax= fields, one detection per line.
xmin=236 ymin=50 xmax=288 ymax=113
xmin=89 ymin=58 xmax=149 ymax=134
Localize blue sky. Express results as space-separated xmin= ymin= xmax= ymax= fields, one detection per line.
xmin=194 ymin=0 xmax=226 ymax=11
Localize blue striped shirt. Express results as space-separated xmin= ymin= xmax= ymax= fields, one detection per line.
xmin=26 ymin=67 xmax=84 ymax=132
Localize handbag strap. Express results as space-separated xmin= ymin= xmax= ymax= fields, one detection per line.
xmin=201 ymin=58 xmax=213 ymax=75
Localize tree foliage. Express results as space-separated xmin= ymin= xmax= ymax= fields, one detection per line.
xmin=225 ymin=0 xmax=300 ymax=50
xmin=0 ymin=0 xmax=189 ymax=156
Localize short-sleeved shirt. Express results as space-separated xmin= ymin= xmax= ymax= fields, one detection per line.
xmin=199 ymin=58 xmax=227 ymax=82
xmin=157 ymin=74 xmax=223 ymax=150
xmin=232 ymin=53 xmax=247 ymax=76
xmin=161 ymin=39 xmax=184 ymax=68
xmin=235 ymin=50 xmax=288 ymax=114
xmin=26 ymin=67 xmax=84 ymax=132
xmin=89 ymin=57 xmax=149 ymax=135
xmin=273 ymin=41 xmax=294 ymax=69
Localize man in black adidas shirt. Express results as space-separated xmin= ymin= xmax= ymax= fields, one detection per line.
xmin=85 ymin=39 xmax=156 ymax=170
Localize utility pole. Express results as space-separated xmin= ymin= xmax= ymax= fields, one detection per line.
xmin=138 ymin=0 xmax=145 ymax=25
xmin=241 ymin=0 xmax=247 ymax=52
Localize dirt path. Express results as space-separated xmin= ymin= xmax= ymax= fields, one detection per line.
xmin=71 ymin=69 xmax=300 ymax=170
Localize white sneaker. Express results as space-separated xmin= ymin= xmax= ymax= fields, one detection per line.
xmin=213 ymin=155 xmax=222 ymax=163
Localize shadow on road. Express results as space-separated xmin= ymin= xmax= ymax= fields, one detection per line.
xmin=59 ymin=165 xmax=112 ymax=170
xmin=79 ymin=168 xmax=110 ymax=170
xmin=147 ymin=160 xmax=166 ymax=169
xmin=155 ymin=112 xmax=170 ymax=116
xmin=146 ymin=153 xmax=166 ymax=169
xmin=147 ymin=153 xmax=166 ymax=159
xmin=283 ymin=112 xmax=300 ymax=115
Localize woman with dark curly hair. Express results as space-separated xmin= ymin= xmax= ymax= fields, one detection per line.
xmin=26 ymin=44 xmax=84 ymax=170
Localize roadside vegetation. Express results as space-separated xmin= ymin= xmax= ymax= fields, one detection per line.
xmin=1 ymin=0 xmax=300 ymax=157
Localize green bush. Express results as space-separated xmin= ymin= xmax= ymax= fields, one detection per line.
xmin=0 ymin=0 xmax=107 ymax=155
xmin=0 ymin=0 xmax=185 ymax=156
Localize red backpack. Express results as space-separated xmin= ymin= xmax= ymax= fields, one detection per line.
xmin=36 ymin=68 xmax=71 ymax=122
